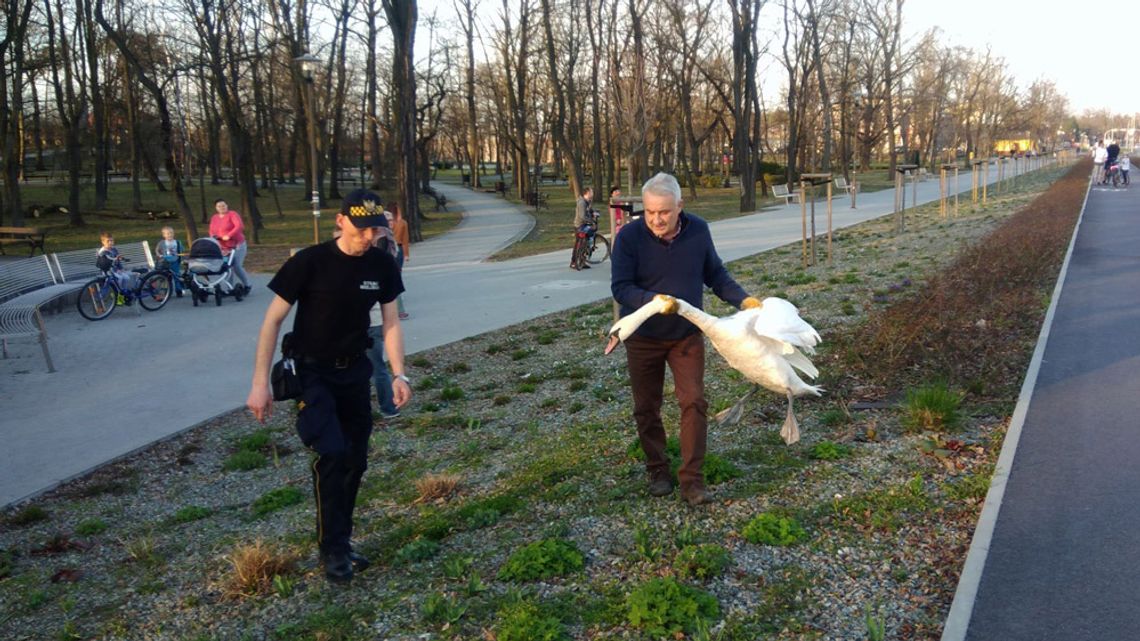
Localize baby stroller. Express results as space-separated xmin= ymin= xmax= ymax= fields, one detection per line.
xmin=186 ymin=237 xmax=243 ymax=306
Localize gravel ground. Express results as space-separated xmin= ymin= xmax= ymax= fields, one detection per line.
xmin=0 ymin=165 xmax=1075 ymax=640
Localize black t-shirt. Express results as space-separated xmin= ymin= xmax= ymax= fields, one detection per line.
xmin=1108 ymin=143 xmax=1120 ymax=162
xmin=269 ymin=240 xmax=403 ymax=359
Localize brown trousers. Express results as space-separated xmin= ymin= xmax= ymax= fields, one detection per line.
xmin=625 ymin=332 xmax=708 ymax=485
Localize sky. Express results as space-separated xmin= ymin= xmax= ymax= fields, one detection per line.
xmin=903 ymin=0 xmax=1130 ymax=116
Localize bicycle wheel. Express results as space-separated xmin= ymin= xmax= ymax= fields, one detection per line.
xmin=137 ymin=271 xmax=172 ymax=311
xmin=585 ymin=234 xmax=611 ymax=264
xmin=76 ymin=278 xmax=116 ymax=320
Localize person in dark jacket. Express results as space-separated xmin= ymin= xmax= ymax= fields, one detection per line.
xmin=610 ymin=172 xmax=762 ymax=506
xmin=246 ymin=189 xmax=412 ymax=583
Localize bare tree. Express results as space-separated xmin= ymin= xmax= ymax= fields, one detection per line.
xmin=729 ymin=0 xmax=763 ymax=211
xmin=1 ymin=0 xmax=36 ymax=224
xmin=94 ymin=0 xmax=200 ymax=238
xmin=381 ymin=0 xmax=419 ymax=238
xmin=454 ymin=0 xmax=481 ymax=188
xmin=538 ymin=0 xmax=585 ymax=195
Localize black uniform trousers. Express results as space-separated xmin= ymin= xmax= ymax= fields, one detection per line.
xmin=295 ymin=356 xmax=373 ymax=556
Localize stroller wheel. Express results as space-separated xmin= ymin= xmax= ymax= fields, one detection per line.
xmin=215 ymin=291 xmax=223 ymax=306
xmin=234 ymin=289 xmax=244 ymax=302
xmin=199 ymin=290 xmax=209 ymax=304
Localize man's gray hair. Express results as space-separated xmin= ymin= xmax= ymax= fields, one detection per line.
xmin=641 ymin=172 xmax=682 ymax=204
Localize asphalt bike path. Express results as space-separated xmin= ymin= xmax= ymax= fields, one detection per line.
xmin=0 ymin=160 xmax=1044 ymax=507
xmin=942 ymin=177 xmax=1140 ymax=640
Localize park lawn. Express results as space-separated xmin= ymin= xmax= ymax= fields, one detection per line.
xmin=12 ymin=180 xmax=462 ymax=272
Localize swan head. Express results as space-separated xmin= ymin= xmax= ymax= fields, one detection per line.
xmin=604 ymin=294 xmax=676 ymax=355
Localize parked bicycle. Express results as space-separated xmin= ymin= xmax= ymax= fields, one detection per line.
xmin=76 ymin=260 xmax=173 ymax=320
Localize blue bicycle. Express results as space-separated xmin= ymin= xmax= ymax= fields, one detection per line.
xmin=75 ymin=259 xmax=173 ymax=320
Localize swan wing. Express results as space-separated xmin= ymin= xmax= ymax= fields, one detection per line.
xmin=747 ymin=297 xmax=821 ymax=353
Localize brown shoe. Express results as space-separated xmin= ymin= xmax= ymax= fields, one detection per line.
xmin=680 ymin=481 xmax=713 ymax=506
xmin=648 ymin=469 xmax=675 ymax=497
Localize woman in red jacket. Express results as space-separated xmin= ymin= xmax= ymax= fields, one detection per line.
xmin=209 ymin=198 xmax=252 ymax=295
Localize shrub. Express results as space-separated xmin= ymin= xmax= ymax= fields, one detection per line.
xmin=495 ymin=599 xmax=566 ymax=641
xmin=741 ymin=513 xmax=809 ymax=546
xmin=223 ymin=450 xmax=268 ymax=472
xmin=171 ymin=506 xmax=212 ymax=524
xmin=808 ymin=441 xmax=851 ymax=461
xmin=440 ymin=386 xmax=465 ymax=401
xmin=75 ymin=518 xmax=107 ymax=535
xmin=415 ymin=473 xmax=461 ymax=503
xmin=222 ymin=539 xmax=296 ymax=599
xmin=463 ymin=507 xmax=500 ymax=528
xmin=498 ymin=538 xmax=584 ymax=581
xmin=8 ymin=505 xmax=48 ymax=526
xmin=236 ymin=429 xmax=272 ymax=452
xmin=702 ymin=454 xmax=742 ymax=485
xmin=902 ymin=381 xmax=962 ymax=432
xmin=493 ymin=395 xmax=512 ymax=406
xmin=421 ymin=592 xmax=467 ymax=625
xmin=674 ymin=544 xmax=732 ymax=581
xmin=626 ymin=577 xmax=719 ymax=636
xmin=396 ymin=538 xmax=440 ymax=564
xmin=517 ymin=382 xmax=537 ymax=393
xmin=0 ymin=548 xmax=13 ymax=579
xmin=251 ymin=486 xmax=304 ymax=517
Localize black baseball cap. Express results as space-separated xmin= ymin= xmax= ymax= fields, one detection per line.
xmin=340 ymin=189 xmax=388 ymax=228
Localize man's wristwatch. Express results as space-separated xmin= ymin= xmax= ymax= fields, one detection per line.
xmin=395 ymin=374 xmax=411 ymax=385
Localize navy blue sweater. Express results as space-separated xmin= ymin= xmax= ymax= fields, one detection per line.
xmin=610 ymin=212 xmax=749 ymax=340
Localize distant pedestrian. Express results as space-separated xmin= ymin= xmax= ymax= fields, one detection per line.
xmin=1122 ymin=156 xmax=1131 ymax=185
xmin=609 ymin=186 xmax=625 ymax=243
xmin=246 ymin=188 xmax=411 ymax=584
xmin=209 ymin=199 xmax=252 ymax=295
xmin=1093 ymin=141 xmax=1107 ymax=183
xmin=387 ymin=201 xmax=411 ymax=320
xmin=570 ymin=187 xmax=595 ymax=270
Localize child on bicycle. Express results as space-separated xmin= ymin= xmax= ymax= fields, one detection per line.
xmin=155 ymin=226 xmax=185 ymax=293
xmin=96 ymin=232 xmax=134 ymax=292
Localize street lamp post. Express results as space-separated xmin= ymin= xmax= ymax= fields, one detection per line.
xmin=295 ymin=53 xmax=321 ymax=245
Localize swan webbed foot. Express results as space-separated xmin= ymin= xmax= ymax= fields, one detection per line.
xmin=779 ymin=390 xmax=801 ymax=445
xmin=714 ymin=386 xmax=759 ymax=427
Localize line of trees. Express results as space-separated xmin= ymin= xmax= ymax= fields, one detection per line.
xmin=0 ymin=0 xmax=1119 ymax=239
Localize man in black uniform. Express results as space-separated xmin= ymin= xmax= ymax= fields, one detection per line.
xmin=247 ymin=188 xmax=412 ymax=583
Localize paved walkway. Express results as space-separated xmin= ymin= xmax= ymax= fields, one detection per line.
xmin=0 ymin=160 xmax=1045 ymax=507
xmin=942 ymin=176 xmax=1140 ymax=640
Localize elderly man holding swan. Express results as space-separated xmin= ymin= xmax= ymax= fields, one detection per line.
xmin=606 ymin=172 xmax=822 ymax=507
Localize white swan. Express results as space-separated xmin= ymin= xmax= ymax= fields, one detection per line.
xmin=605 ymin=295 xmax=823 ymax=444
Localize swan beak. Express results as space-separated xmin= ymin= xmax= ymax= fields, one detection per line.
xmin=604 ymin=333 xmax=622 ymax=355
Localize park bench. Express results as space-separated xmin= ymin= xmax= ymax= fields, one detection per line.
xmin=0 ymin=241 xmax=153 ymax=373
xmin=834 ymin=176 xmax=859 ymax=197
xmin=0 ymin=226 xmax=47 ymax=256
xmin=772 ymin=183 xmax=801 ymax=205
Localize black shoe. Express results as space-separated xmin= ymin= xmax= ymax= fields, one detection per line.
xmin=569 ymin=264 xmax=580 ymax=271
xmin=348 ymin=550 xmax=371 ymax=573
xmin=581 ymin=263 xmax=591 ymax=269
xmin=648 ymin=469 xmax=675 ymax=497
xmin=321 ymin=551 xmax=353 ymax=583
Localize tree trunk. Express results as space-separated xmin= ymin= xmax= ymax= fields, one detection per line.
xmin=382 ymin=0 xmax=419 ymax=240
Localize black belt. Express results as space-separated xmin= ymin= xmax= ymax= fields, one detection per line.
xmin=297 ymin=353 xmax=364 ymax=369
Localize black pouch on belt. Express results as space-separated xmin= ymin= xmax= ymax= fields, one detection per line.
xmin=270 ymin=332 xmax=303 ymax=401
